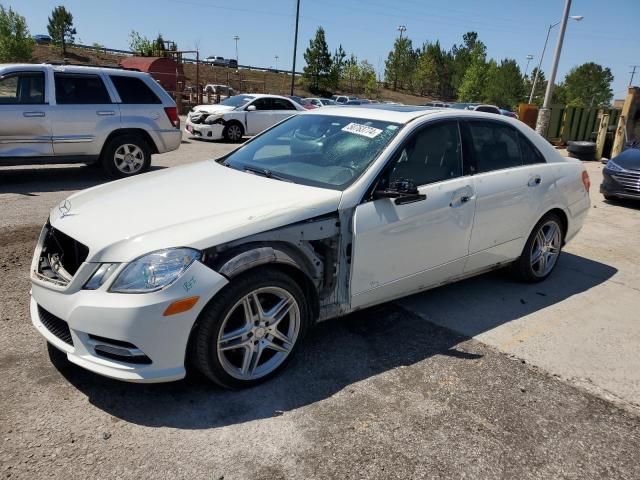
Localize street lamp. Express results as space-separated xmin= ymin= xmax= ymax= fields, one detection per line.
xmin=275 ymin=55 xmax=279 ymax=71
xmin=397 ymin=25 xmax=406 ymax=39
xmin=524 ymin=54 xmax=534 ymax=78
xmin=233 ymin=35 xmax=240 ymax=63
xmin=395 ymin=25 xmax=407 ymax=90
xmin=535 ymin=1 xmax=584 ymax=134
xmin=529 ymin=13 xmax=583 ymax=104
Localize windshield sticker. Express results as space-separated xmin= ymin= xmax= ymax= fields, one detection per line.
xmin=342 ymin=122 xmax=383 ymax=139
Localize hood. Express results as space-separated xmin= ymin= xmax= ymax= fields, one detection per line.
xmin=50 ymin=162 xmax=342 ymax=262
xmin=191 ymin=104 xmax=235 ymax=115
xmin=611 ymin=148 xmax=640 ymax=171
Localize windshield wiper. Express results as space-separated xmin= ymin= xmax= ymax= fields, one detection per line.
xmin=243 ymin=165 xmax=294 ymax=183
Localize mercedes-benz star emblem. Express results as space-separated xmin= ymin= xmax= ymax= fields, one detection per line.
xmin=58 ymin=199 xmax=72 ymax=218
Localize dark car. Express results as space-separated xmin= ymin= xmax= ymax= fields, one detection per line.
xmin=228 ymin=59 xmax=238 ymax=68
xmin=345 ymin=99 xmax=371 ymax=105
xmin=600 ymin=146 xmax=640 ymax=201
xmin=33 ymin=34 xmax=52 ymax=44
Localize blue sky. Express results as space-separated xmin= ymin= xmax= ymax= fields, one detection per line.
xmin=8 ymin=0 xmax=639 ymax=99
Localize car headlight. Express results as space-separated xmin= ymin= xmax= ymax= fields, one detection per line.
xmin=108 ymin=248 xmax=200 ymax=293
xmin=605 ymin=160 xmax=626 ymax=173
xmin=84 ymin=263 xmax=119 ymax=290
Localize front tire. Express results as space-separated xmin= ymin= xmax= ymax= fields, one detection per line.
xmin=223 ymin=122 xmax=244 ymax=143
xmin=101 ymin=134 xmax=151 ymax=179
xmin=192 ymin=268 xmax=310 ymax=389
xmin=513 ymin=213 xmax=564 ymax=282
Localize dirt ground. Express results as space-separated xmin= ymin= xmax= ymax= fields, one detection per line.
xmin=1 ymin=135 xmax=639 ymax=479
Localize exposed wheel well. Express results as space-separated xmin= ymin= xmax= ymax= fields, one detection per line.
xmin=101 ymin=129 xmax=158 ymax=156
xmin=545 ymin=208 xmax=569 ymax=243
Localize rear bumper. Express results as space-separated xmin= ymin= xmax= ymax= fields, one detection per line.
xmin=151 ymin=128 xmax=182 ymax=153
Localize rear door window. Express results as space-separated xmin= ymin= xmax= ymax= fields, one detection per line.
xmin=466 ymin=121 xmax=523 ymax=173
xmin=54 ymin=73 xmax=111 ymax=104
xmin=271 ymin=98 xmax=296 ymax=110
xmin=519 ymin=133 xmax=546 ymax=164
xmin=251 ymin=98 xmax=272 ymax=110
xmin=0 ymin=72 xmax=45 ymax=104
xmin=109 ymin=75 xmax=161 ymax=104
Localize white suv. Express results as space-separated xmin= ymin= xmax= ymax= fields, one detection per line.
xmin=0 ymin=64 xmax=181 ymax=178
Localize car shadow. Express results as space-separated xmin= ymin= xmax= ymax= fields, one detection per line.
xmin=0 ymin=165 xmax=167 ymax=195
xmin=603 ymin=198 xmax=640 ymax=210
xmin=48 ymin=252 xmax=616 ymax=430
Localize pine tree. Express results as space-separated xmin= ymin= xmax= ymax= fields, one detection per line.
xmin=303 ymin=27 xmax=332 ymax=92
xmin=47 ymin=5 xmax=76 ymax=56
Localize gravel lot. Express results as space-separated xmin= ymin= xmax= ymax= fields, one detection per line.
xmin=1 ymin=131 xmax=639 ymax=479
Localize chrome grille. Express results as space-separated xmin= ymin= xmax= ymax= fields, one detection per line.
xmin=611 ymin=170 xmax=640 ymax=193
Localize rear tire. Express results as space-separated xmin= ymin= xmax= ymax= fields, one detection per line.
xmin=513 ymin=213 xmax=564 ymax=283
xmin=603 ymin=194 xmax=617 ymax=201
xmin=191 ymin=268 xmax=311 ymax=389
xmin=101 ymin=134 xmax=151 ymax=179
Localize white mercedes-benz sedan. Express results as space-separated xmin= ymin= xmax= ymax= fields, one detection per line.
xmin=185 ymin=94 xmax=305 ymax=142
xmin=30 ymin=106 xmax=591 ymax=388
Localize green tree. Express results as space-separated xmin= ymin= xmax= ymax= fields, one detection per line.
xmin=483 ymin=58 xmax=525 ymax=108
xmin=329 ymin=44 xmax=346 ymax=90
xmin=342 ymin=53 xmax=360 ymax=92
xmin=451 ymin=31 xmax=486 ymax=92
xmin=456 ymin=39 xmax=488 ymax=102
xmin=47 ymin=5 xmax=76 ymax=55
xmin=0 ymin=5 xmax=34 ymax=62
xmin=359 ymin=59 xmax=376 ymax=95
xmin=524 ymin=67 xmax=547 ymax=106
xmin=413 ymin=41 xmax=453 ymax=98
xmin=559 ymin=62 xmax=614 ymax=106
xmin=303 ymin=26 xmax=333 ymax=92
xmin=384 ymin=36 xmax=415 ymax=90
xmin=128 ymin=31 xmax=168 ymax=56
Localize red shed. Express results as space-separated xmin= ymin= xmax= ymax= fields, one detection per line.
xmin=119 ymin=56 xmax=185 ymax=92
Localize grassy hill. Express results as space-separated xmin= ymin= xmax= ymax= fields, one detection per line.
xmin=32 ymin=44 xmax=432 ymax=105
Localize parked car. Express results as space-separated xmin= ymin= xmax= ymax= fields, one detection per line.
xmin=471 ymin=104 xmax=501 ymax=114
xmin=345 ymin=99 xmax=371 ymax=105
xmin=332 ymin=95 xmax=349 ymax=104
xmin=185 ymin=93 xmax=305 ymax=141
xmin=33 ymin=34 xmax=52 ymax=44
xmin=228 ymin=59 xmax=238 ymax=69
xmin=300 ymin=99 xmax=319 ymax=110
xmin=306 ymin=97 xmax=337 ymax=107
xmin=600 ymin=145 xmax=640 ymax=201
xmin=423 ymin=101 xmax=450 ymax=108
xmin=203 ymin=84 xmax=236 ymax=101
xmin=207 ymin=56 xmax=227 ymax=67
xmin=500 ymin=109 xmax=518 ymax=119
xmin=285 ymin=95 xmax=315 ymax=110
xmin=30 ymin=106 xmax=590 ymax=388
xmin=0 ymin=64 xmax=181 ymax=178
xmin=450 ymin=102 xmax=478 ymax=110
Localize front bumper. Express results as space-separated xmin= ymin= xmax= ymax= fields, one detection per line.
xmin=30 ymin=260 xmax=229 ymax=383
xmin=185 ymin=119 xmax=224 ymax=141
xmin=600 ymin=170 xmax=640 ymax=199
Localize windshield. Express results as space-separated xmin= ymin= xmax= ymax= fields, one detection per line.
xmin=223 ymin=114 xmax=402 ymax=190
xmin=220 ymin=95 xmax=255 ymax=108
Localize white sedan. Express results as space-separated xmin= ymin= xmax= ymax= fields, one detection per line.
xmin=30 ymin=106 xmax=590 ymax=388
xmin=185 ymin=94 xmax=305 ymax=142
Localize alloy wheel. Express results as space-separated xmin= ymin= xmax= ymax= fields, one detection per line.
xmin=216 ymin=286 xmax=300 ymax=380
xmin=530 ymin=220 xmax=562 ymax=277
xmin=227 ymin=125 xmax=242 ymax=141
xmin=114 ymin=144 xmax=145 ymax=174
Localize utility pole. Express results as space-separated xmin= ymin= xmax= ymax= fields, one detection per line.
xmin=233 ymin=35 xmax=239 ymax=64
xmin=275 ymin=55 xmax=279 ymax=71
xmin=524 ymin=54 xmax=534 ymax=78
xmin=536 ymin=0 xmax=572 ymax=136
xmin=394 ymin=25 xmax=406 ymax=91
xmin=290 ymin=0 xmax=300 ymax=95
xmin=630 ymin=66 xmax=639 ymax=86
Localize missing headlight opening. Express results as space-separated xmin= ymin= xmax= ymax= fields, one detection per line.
xmin=36 ymin=224 xmax=89 ymax=286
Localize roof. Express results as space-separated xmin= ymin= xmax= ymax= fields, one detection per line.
xmin=0 ymin=63 xmax=149 ymax=79
xmin=303 ymin=104 xmax=523 ymax=125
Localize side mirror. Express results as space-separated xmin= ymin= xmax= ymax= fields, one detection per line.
xmin=373 ymin=178 xmax=426 ymax=205
xmin=247 ymin=105 xmax=257 ymax=111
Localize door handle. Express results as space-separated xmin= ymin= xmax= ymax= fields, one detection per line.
xmin=23 ymin=111 xmax=45 ymax=117
xmin=528 ymin=176 xmax=542 ymax=187
xmin=450 ymin=194 xmax=474 ymax=207
xmin=96 ymin=110 xmax=116 ymax=116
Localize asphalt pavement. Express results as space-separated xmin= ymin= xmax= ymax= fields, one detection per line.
xmin=1 ymin=131 xmax=639 ymax=479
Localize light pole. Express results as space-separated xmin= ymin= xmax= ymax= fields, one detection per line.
xmin=275 ymin=55 xmax=279 ymax=71
xmin=233 ymin=35 xmax=239 ymax=64
xmin=529 ymin=13 xmax=583 ymax=104
xmin=395 ymin=25 xmax=406 ymax=90
xmin=290 ymin=0 xmax=300 ymax=95
xmin=536 ymin=1 xmax=584 ymax=134
xmin=524 ymin=54 xmax=534 ymax=78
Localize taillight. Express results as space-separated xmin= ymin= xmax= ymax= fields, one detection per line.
xmin=581 ymin=170 xmax=591 ymax=192
xmin=164 ymin=106 xmax=179 ymax=129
